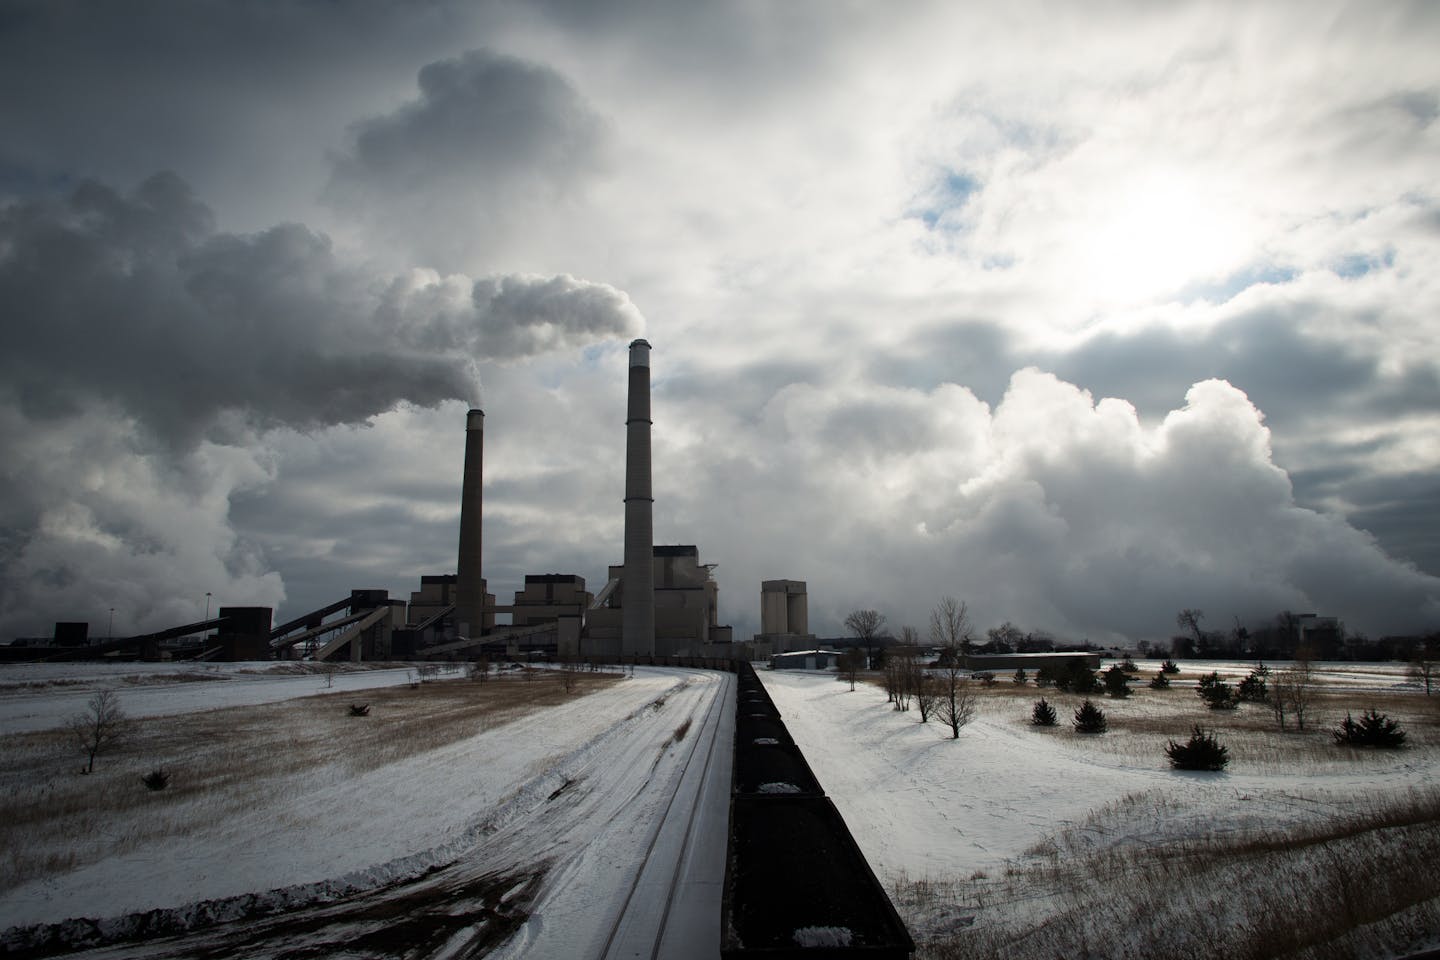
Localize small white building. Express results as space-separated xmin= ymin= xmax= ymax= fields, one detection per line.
xmin=769 ymin=649 xmax=841 ymax=671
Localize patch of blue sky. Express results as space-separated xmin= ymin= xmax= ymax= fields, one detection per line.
xmin=1333 ymin=249 xmax=1395 ymax=279
xmin=1179 ymin=262 xmax=1299 ymax=305
xmin=909 ymin=169 xmax=981 ymax=231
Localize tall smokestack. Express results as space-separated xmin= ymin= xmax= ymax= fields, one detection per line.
xmin=456 ymin=408 xmax=485 ymax=638
xmin=622 ymin=339 xmax=655 ymax=655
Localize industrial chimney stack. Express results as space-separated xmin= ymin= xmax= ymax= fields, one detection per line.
xmin=456 ymin=408 xmax=485 ymax=638
xmin=622 ymin=339 xmax=655 ymax=655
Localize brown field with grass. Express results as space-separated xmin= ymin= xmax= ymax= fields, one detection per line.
xmin=0 ymin=669 xmax=621 ymax=895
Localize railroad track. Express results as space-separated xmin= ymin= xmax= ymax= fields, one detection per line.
xmin=598 ymin=668 xmax=735 ymax=960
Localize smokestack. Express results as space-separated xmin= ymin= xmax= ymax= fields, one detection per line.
xmin=622 ymin=339 xmax=655 ymax=655
xmin=456 ymin=408 xmax=485 ymax=638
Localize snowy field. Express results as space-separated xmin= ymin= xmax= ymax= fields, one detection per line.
xmin=760 ymin=661 xmax=1440 ymax=959
xmin=0 ymin=661 xmax=728 ymax=958
xmin=5 ymin=657 xmax=1438 ymax=958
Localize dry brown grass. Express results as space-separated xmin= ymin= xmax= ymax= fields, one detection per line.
xmin=900 ymin=787 xmax=1440 ymax=960
xmin=858 ymin=663 xmax=1440 ymax=958
xmin=0 ymin=672 xmax=620 ymax=894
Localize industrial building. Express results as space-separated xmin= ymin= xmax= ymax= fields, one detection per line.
xmin=750 ymin=579 xmax=817 ymax=658
xmin=18 ymin=338 xmax=736 ymax=665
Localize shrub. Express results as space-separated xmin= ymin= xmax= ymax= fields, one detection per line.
xmin=1161 ymin=659 xmax=1180 ymax=674
xmin=1165 ymin=726 xmax=1230 ymax=770
xmin=1333 ymin=709 xmax=1406 ymax=748
xmin=1237 ymin=671 xmax=1268 ymax=703
xmin=1072 ymin=699 xmax=1107 ymax=734
xmin=1197 ymin=672 xmax=1239 ymax=710
xmin=1120 ymin=657 xmax=1139 ymax=673
xmin=348 ymin=703 xmax=371 ymax=717
xmin=1031 ymin=698 xmax=1058 ymax=727
xmin=975 ymin=671 xmax=996 ymax=687
xmin=141 ymin=768 xmax=171 ymax=791
xmin=1102 ymin=665 xmax=1131 ymax=699
xmin=1013 ymin=668 xmax=1029 ymax=686
xmin=1034 ymin=666 xmax=1054 ymax=688
xmin=1149 ymin=671 xmax=1171 ymax=690
xmin=1054 ymin=660 xmax=1100 ymax=694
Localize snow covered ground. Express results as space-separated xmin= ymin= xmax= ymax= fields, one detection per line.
xmin=0 ymin=661 xmax=434 ymax=734
xmin=759 ymin=662 xmax=1440 ymax=957
xmin=0 ymin=662 xmax=730 ymax=958
xmin=5 ymin=657 xmax=1436 ymax=957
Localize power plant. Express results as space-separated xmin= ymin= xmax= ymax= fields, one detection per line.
xmin=13 ymin=339 xmax=737 ymax=664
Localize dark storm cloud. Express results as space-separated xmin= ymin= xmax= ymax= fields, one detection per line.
xmin=325 ymin=48 xmax=608 ymax=267
xmin=0 ymin=173 xmax=641 ymax=636
xmin=331 ymin=49 xmax=604 ymax=191
xmin=0 ymin=0 xmax=485 ymax=222
xmin=0 ymin=172 xmax=640 ymax=446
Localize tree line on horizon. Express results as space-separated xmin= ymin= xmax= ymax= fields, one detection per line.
xmin=838 ymin=604 xmax=1437 ymax=667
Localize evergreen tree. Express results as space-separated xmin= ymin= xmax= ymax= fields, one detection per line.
xmin=1333 ymin=709 xmax=1406 ymax=748
xmin=1165 ymin=726 xmax=1230 ymax=770
xmin=1102 ymin=664 xmax=1131 ymax=698
xmin=1031 ymin=698 xmax=1057 ymax=727
xmin=1013 ymin=667 xmax=1029 ymax=686
xmin=1197 ymin=671 xmax=1238 ymax=710
xmin=1237 ymin=670 xmax=1268 ymax=703
xmin=1149 ymin=671 xmax=1171 ymax=690
xmin=1072 ymin=699 xmax=1107 ymax=734
xmin=1161 ymin=659 xmax=1180 ymax=674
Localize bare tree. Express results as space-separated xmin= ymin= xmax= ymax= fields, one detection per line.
xmin=1409 ymin=637 xmax=1437 ymax=696
xmin=985 ymin=621 xmax=1024 ymax=653
xmin=934 ymin=670 xmax=975 ymax=739
xmin=929 ymin=596 xmax=972 ymax=659
xmin=68 ymin=690 xmax=127 ymax=774
xmin=844 ymin=609 xmax=888 ymax=669
xmin=930 ymin=598 xmax=976 ymax=739
xmin=1270 ymin=646 xmax=1318 ymax=731
xmin=887 ymin=640 xmax=920 ymax=711
xmin=1177 ymin=609 xmax=1206 ymax=650
xmin=838 ymin=648 xmax=866 ymax=692
xmin=915 ymin=671 xmax=940 ymax=723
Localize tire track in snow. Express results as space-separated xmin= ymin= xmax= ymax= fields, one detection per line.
xmin=3 ymin=670 xmax=715 ymax=960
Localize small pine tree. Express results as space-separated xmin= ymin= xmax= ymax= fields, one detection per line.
xmin=1197 ymin=672 xmax=1238 ymax=710
xmin=1072 ymin=699 xmax=1107 ymax=734
xmin=141 ymin=768 xmax=171 ymax=791
xmin=1102 ymin=664 xmax=1131 ymax=698
xmin=1165 ymin=726 xmax=1230 ymax=770
xmin=1031 ymin=698 xmax=1058 ymax=727
xmin=1034 ymin=666 xmax=1054 ymax=689
xmin=1120 ymin=657 xmax=1139 ymax=674
xmin=1333 ymin=709 xmax=1406 ymax=748
xmin=1013 ymin=668 xmax=1029 ymax=686
xmin=1161 ymin=659 xmax=1180 ymax=674
xmin=1237 ymin=671 xmax=1267 ymax=703
xmin=1149 ymin=671 xmax=1171 ymax=690
xmin=348 ymin=703 xmax=371 ymax=717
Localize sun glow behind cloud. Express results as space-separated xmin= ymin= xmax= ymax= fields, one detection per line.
xmin=1076 ymin=170 xmax=1245 ymax=307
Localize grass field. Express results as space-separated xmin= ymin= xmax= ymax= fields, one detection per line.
xmin=871 ymin=664 xmax=1440 ymax=959
xmin=0 ymin=668 xmax=621 ymax=896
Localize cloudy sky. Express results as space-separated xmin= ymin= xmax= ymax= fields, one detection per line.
xmin=2 ymin=0 xmax=1438 ymax=645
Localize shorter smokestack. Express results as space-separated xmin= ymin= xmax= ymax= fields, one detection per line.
xmin=456 ymin=408 xmax=485 ymax=637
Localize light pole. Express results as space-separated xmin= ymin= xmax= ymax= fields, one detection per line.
xmin=205 ymin=592 xmax=212 ymax=621
xmin=108 ymin=607 xmax=115 ymax=641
